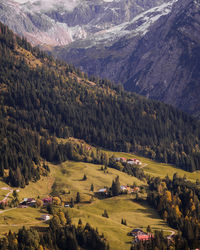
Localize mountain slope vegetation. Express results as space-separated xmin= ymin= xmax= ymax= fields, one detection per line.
xmin=0 ymin=22 xmax=200 ymax=188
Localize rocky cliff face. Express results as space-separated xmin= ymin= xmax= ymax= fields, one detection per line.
xmin=53 ymin=0 xmax=200 ymax=118
xmin=124 ymin=0 xmax=200 ymax=118
xmin=0 ymin=0 xmax=168 ymax=46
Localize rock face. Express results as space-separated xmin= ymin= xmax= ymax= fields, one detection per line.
xmin=0 ymin=0 xmax=73 ymax=46
xmin=124 ymin=0 xmax=200 ymax=118
xmin=53 ymin=0 xmax=200 ymax=118
xmin=0 ymin=0 xmax=168 ymax=46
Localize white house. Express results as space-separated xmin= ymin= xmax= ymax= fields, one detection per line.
xmin=98 ymin=188 xmax=107 ymax=193
xmin=127 ymin=159 xmax=142 ymax=165
xmin=41 ymin=214 xmax=50 ymax=221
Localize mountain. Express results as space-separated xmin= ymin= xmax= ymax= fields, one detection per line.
xmin=0 ymin=0 xmax=199 ymax=118
xmin=1 ymin=21 xmax=200 ymax=188
xmin=52 ymin=0 xmax=200 ymax=119
xmin=0 ymin=0 xmax=169 ymax=47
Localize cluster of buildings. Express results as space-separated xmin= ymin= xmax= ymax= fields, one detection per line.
xmin=18 ymin=198 xmax=36 ymax=208
xmin=97 ymin=185 xmax=140 ymax=196
xmin=18 ymin=197 xmax=53 ymax=208
xmin=115 ymin=157 xmax=142 ymax=166
xmin=18 ymin=197 xmax=52 ymax=221
xmin=120 ymin=185 xmax=140 ymax=194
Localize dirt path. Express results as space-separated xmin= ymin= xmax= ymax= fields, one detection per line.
xmin=0 ymin=187 xmax=20 ymax=203
xmin=162 ymin=229 xmax=176 ymax=239
xmin=0 ymin=187 xmax=13 ymax=203
xmin=0 ymin=220 xmax=47 ymax=227
xmin=0 ymin=207 xmax=17 ymax=214
xmin=140 ymin=163 xmax=147 ymax=169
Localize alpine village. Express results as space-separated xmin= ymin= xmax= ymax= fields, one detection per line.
xmin=0 ymin=0 xmax=200 ymax=250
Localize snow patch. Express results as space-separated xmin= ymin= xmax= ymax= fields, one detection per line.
xmin=15 ymin=0 xmax=80 ymax=12
xmin=84 ymin=0 xmax=178 ymax=48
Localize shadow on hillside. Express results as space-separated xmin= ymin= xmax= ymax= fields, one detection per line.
xmin=130 ymin=199 xmax=162 ymax=220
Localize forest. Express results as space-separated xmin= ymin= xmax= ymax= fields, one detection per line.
xmin=1 ymin=21 xmax=200 ymax=188
xmin=145 ymin=174 xmax=200 ymax=249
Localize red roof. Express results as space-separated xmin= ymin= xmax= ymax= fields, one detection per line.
xmin=120 ymin=157 xmax=126 ymax=161
xmin=137 ymin=235 xmax=153 ymax=241
xmin=42 ymin=198 xmax=52 ymax=203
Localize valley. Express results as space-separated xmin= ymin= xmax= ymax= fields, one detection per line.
xmin=0 ymin=19 xmax=200 ymax=249
xmin=0 ymin=154 xmax=179 ymax=249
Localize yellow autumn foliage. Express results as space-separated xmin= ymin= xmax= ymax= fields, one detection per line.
xmin=165 ymin=190 xmax=172 ymax=203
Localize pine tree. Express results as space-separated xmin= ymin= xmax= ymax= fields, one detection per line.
xmin=82 ymin=174 xmax=87 ymax=181
xmin=102 ymin=210 xmax=109 ymax=218
xmin=111 ymin=176 xmax=120 ymax=196
xmin=147 ymin=225 xmax=152 ymax=234
xmin=70 ymin=197 xmax=74 ymax=208
xmin=78 ymin=218 xmax=82 ymax=225
xmin=76 ymin=192 xmax=81 ymax=203
xmin=90 ymin=183 xmax=94 ymax=192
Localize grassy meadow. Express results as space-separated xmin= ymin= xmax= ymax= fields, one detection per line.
xmin=67 ymin=196 xmax=173 ymax=250
xmin=0 ymin=156 xmax=179 ymax=249
xmin=0 ymin=207 xmax=49 ymax=236
xmin=105 ymin=151 xmax=200 ymax=181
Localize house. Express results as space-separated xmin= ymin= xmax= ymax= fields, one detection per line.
xmin=97 ymin=188 xmax=108 ymax=197
xmin=127 ymin=161 xmax=135 ymax=165
xmin=42 ymin=197 xmax=52 ymax=205
xmin=20 ymin=198 xmax=36 ymax=206
xmin=120 ymin=185 xmax=127 ymax=191
xmin=135 ymin=234 xmax=153 ymax=242
xmin=27 ymin=198 xmax=36 ymax=207
xmin=120 ymin=185 xmax=133 ymax=194
xmin=132 ymin=187 xmax=140 ymax=193
xmin=120 ymin=157 xmax=126 ymax=162
xmin=114 ymin=157 xmax=126 ymax=162
xmin=41 ymin=214 xmax=50 ymax=221
xmin=128 ymin=159 xmax=142 ymax=165
xmin=130 ymin=228 xmax=146 ymax=237
xmin=98 ymin=188 xmax=107 ymax=193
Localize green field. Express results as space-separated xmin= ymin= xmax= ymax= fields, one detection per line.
xmin=50 ymin=161 xmax=144 ymax=202
xmin=0 ymin=207 xmax=49 ymax=236
xmin=0 ymin=158 xmax=176 ymax=249
xmin=67 ymin=195 xmax=173 ymax=250
xmin=105 ymin=151 xmax=200 ymax=181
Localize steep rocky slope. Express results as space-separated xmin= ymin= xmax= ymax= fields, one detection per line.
xmin=0 ymin=0 xmax=169 ymax=46
xmin=53 ymin=0 xmax=200 ymax=118
xmin=124 ymin=0 xmax=200 ymax=118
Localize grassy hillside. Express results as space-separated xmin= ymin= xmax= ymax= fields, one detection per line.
xmin=0 ymin=158 xmax=174 ymax=249
xmin=0 ymin=207 xmax=50 ymax=237
xmin=107 ymin=151 xmax=200 ymax=181
xmin=68 ymin=196 xmax=173 ymax=250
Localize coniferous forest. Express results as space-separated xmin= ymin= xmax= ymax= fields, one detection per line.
xmin=1 ymin=21 xmax=200 ymax=188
